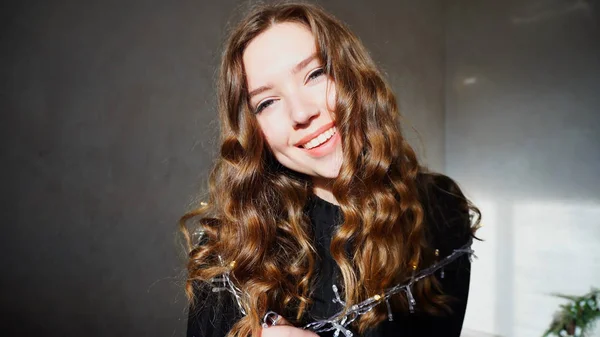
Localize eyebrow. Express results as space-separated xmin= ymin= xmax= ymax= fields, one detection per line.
xmin=247 ymin=53 xmax=318 ymax=100
xmin=292 ymin=53 xmax=318 ymax=74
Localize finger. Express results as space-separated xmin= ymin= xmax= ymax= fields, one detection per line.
xmin=260 ymin=312 xmax=320 ymax=337
xmin=276 ymin=316 xmax=290 ymax=326
xmin=262 ymin=311 xmax=288 ymax=327
xmin=261 ymin=325 xmax=320 ymax=337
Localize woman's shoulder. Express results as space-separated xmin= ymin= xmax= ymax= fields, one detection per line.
xmin=416 ymin=172 xmax=474 ymax=254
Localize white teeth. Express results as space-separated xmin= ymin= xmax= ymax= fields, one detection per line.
xmin=302 ymin=126 xmax=336 ymax=149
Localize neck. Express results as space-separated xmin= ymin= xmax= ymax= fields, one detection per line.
xmin=312 ymin=177 xmax=339 ymax=205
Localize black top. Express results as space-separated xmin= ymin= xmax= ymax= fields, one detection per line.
xmin=187 ymin=174 xmax=472 ymax=337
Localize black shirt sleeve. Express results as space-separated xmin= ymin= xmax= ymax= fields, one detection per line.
xmin=365 ymin=173 xmax=473 ymax=337
xmin=408 ymin=172 xmax=473 ymax=336
xmin=186 ymin=281 xmax=243 ymax=337
xmin=379 ymin=255 xmax=471 ymax=337
xmin=362 ymin=257 xmax=470 ymax=337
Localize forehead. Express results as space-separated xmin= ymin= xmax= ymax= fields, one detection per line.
xmin=243 ymin=22 xmax=317 ymax=88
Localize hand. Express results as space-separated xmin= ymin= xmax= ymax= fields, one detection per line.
xmin=260 ymin=325 xmax=319 ymax=337
xmin=260 ymin=315 xmax=319 ymax=337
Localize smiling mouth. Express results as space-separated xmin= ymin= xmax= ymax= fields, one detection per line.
xmin=300 ymin=126 xmax=337 ymax=149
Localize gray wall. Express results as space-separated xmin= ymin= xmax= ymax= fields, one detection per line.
xmin=445 ymin=0 xmax=600 ymax=336
xmin=1 ymin=1 xmax=445 ymax=336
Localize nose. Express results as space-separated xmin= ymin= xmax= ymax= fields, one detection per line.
xmin=288 ymin=94 xmax=319 ymax=128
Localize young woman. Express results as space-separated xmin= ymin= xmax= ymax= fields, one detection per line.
xmin=181 ymin=3 xmax=480 ymax=337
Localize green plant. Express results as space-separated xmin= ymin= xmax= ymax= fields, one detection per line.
xmin=543 ymin=288 xmax=600 ymax=337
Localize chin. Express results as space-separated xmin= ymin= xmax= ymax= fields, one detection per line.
xmin=316 ymin=165 xmax=342 ymax=179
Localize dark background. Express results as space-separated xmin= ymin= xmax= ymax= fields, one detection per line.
xmin=1 ymin=1 xmax=447 ymax=336
xmin=1 ymin=1 xmax=598 ymax=337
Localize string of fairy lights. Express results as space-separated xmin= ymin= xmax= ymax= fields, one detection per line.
xmin=207 ymin=239 xmax=475 ymax=337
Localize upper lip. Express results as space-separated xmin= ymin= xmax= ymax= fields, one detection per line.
xmin=294 ymin=121 xmax=335 ymax=147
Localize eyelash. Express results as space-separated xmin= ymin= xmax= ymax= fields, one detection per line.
xmin=254 ymin=68 xmax=326 ymax=114
xmin=255 ymin=99 xmax=275 ymax=114
xmin=307 ymin=68 xmax=325 ymax=82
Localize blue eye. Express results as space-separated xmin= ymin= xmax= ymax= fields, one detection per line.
xmin=255 ymin=99 xmax=275 ymax=114
xmin=307 ymin=68 xmax=325 ymax=82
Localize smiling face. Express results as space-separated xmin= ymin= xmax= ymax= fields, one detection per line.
xmin=243 ymin=22 xmax=343 ymax=181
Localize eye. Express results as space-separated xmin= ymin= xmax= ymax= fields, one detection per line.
xmin=255 ymin=99 xmax=276 ymax=114
xmin=306 ymin=68 xmax=325 ymax=83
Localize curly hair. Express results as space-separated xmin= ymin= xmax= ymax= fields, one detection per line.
xmin=180 ymin=3 xmax=480 ymax=337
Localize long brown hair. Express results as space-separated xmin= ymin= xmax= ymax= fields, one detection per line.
xmin=181 ymin=3 xmax=480 ymax=336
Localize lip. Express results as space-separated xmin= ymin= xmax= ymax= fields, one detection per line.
xmin=294 ymin=121 xmax=336 ymax=147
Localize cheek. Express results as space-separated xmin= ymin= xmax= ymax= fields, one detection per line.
xmin=326 ymin=81 xmax=337 ymax=114
xmin=257 ymin=117 xmax=289 ymax=151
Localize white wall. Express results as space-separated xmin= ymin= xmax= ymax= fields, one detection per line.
xmin=445 ymin=1 xmax=600 ymax=336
